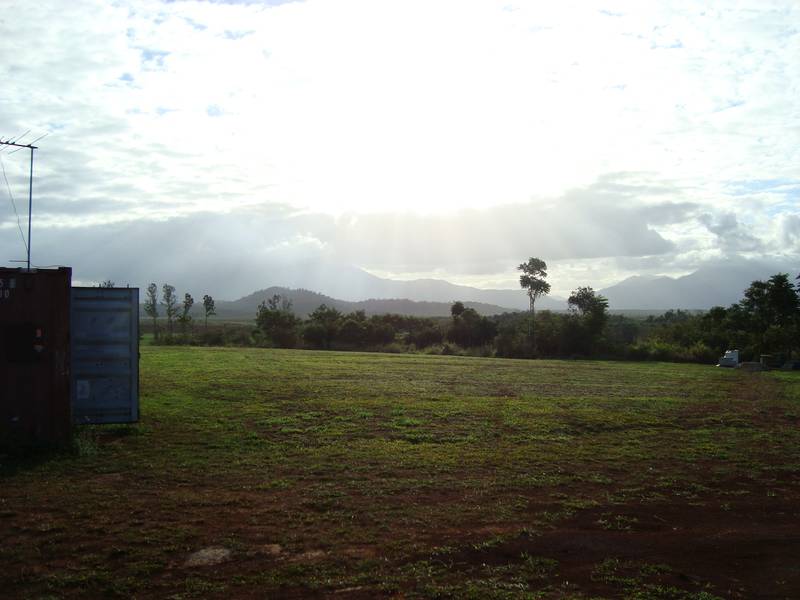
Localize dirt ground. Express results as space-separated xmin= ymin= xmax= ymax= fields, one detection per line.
xmin=2 ymin=350 xmax=800 ymax=599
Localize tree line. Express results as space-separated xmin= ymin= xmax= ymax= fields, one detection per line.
xmin=143 ymin=283 xmax=216 ymax=342
xmin=141 ymin=259 xmax=800 ymax=365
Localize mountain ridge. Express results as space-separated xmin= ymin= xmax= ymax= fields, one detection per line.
xmin=158 ymin=286 xmax=517 ymax=320
xmin=598 ymin=261 xmax=792 ymax=310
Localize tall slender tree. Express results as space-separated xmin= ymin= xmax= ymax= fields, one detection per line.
xmin=178 ymin=292 xmax=194 ymax=335
xmin=161 ymin=284 xmax=178 ymax=335
xmin=518 ymin=257 xmax=551 ymax=352
xmin=144 ymin=283 xmax=159 ymax=340
xmin=202 ymin=294 xmax=216 ymax=329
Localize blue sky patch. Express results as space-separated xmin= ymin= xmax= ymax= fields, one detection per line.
xmin=224 ymin=29 xmax=254 ymax=40
xmin=142 ymin=48 xmax=170 ymax=68
xmin=727 ymin=179 xmax=800 ymax=196
xmin=184 ymin=17 xmax=207 ymax=31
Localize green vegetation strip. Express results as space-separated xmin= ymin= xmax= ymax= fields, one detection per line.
xmin=2 ymin=347 xmax=799 ymax=599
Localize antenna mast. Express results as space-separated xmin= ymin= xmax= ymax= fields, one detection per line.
xmin=0 ymin=138 xmax=38 ymax=269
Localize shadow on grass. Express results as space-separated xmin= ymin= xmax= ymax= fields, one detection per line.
xmin=0 ymin=443 xmax=66 ymax=477
xmin=0 ymin=424 xmax=141 ymax=477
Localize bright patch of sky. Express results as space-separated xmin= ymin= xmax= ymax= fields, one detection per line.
xmin=0 ymin=0 xmax=798 ymax=298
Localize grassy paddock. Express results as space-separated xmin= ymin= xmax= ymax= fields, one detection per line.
xmin=2 ymin=347 xmax=799 ymax=599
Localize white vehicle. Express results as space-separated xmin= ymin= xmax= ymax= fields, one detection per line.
xmin=718 ymin=349 xmax=739 ymax=368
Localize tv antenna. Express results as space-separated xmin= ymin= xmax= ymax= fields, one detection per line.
xmin=0 ymin=133 xmax=44 ymax=270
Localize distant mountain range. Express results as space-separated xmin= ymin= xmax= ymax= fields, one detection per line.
xmin=598 ymin=261 xmax=793 ymax=310
xmin=252 ymin=258 xmax=789 ymax=313
xmin=143 ymin=287 xmax=514 ymax=320
xmin=246 ymin=258 xmax=562 ymax=311
xmin=141 ymin=259 xmax=793 ymax=320
xmin=216 ymin=287 xmax=512 ymax=319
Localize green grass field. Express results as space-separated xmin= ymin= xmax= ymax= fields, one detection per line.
xmin=3 ymin=347 xmax=800 ymax=599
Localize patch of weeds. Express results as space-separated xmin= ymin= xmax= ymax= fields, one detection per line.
xmin=517 ymin=472 xmax=569 ymax=487
xmin=71 ymin=428 xmax=99 ymax=457
xmin=638 ymin=562 xmax=672 ymax=578
xmin=169 ymin=576 xmax=227 ymax=599
xmin=430 ymin=545 xmax=457 ymax=557
xmin=627 ymin=585 xmax=723 ymax=600
xmin=400 ymin=558 xmax=446 ymax=582
xmin=561 ymin=497 xmax=600 ymax=510
xmin=101 ymin=575 xmax=142 ymax=597
xmin=129 ymin=559 xmax=166 ymax=577
xmin=537 ymin=508 xmax=575 ymax=524
xmin=596 ymin=513 xmax=639 ymax=531
xmin=579 ymin=472 xmax=613 ymax=484
xmin=519 ymin=553 xmax=559 ymax=580
xmin=103 ymin=423 xmax=143 ymax=437
xmin=402 ymin=432 xmax=436 ymax=444
xmin=591 ymin=557 xmax=637 ymax=587
xmin=419 ymin=577 xmax=535 ymax=600
xmin=471 ymin=535 xmax=507 ymax=551
xmin=252 ymin=478 xmax=292 ymax=490
xmin=392 ymin=417 xmax=423 ymax=428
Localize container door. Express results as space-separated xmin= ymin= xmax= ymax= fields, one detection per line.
xmin=70 ymin=287 xmax=139 ymax=424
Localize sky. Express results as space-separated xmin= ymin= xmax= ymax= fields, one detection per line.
xmin=1 ymin=0 xmax=798 ymax=299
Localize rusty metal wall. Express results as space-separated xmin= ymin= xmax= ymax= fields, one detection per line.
xmin=0 ymin=268 xmax=72 ymax=446
xmin=71 ymin=287 xmax=139 ymax=424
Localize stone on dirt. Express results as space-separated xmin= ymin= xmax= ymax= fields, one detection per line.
xmin=293 ymin=549 xmax=326 ymax=562
xmin=262 ymin=543 xmax=283 ymax=556
xmin=184 ymin=546 xmax=231 ymax=567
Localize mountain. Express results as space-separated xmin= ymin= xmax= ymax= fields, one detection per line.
xmin=245 ymin=258 xmax=564 ymax=311
xmin=600 ymin=262 xmax=792 ymax=310
xmin=152 ymin=287 xmax=515 ymax=320
xmin=348 ymin=277 xmax=565 ymax=311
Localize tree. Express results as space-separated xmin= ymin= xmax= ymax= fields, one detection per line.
xmin=567 ymin=286 xmax=609 ymax=353
xmin=741 ymin=273 xmax=799 ymax=358
xmin=161 ymin=284 xmax=178 ymax=335
xmin=447 ymin=306 xmax=497 ymax=348
xmin=202 ymin=294 xmax=216 ymax=329
xmin=451 ymin=301 xmax=465 ymax=319
xmin=178 ymin=293 xmax=194 ymax=335
xmin=256 ymin=294 xmax=300 ymax=348
xmin=518 ymin=257 xmax=551 ymax=351
xmin=100 ymin=279 xmax=115 ymax=288
xmin=338 ymin=319 xmax=364 ymax=345
xmin=305 ymin=304 xmax=342 ymax=349
xmin=410 ymin=325 xmax=444 ymax=348
xmin=144 ymin=283 xmax=159 ymax=340
xmin=365 ymin=319 xmax=396 ymax=345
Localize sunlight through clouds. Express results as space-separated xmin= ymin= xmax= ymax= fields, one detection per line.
xmin=0 ymin=0 xmax=797 ymax=295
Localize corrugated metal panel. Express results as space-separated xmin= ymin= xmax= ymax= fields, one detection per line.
xmin=70 ymin=287 xmax=139 ymax=424
xmin=0 ymin=268 xmax=72 ymax=445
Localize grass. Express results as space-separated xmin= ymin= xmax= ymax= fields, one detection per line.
xmin=2 ymin=347 xmax=799 ymax=598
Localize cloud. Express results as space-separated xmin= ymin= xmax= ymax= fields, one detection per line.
xmin=698 ymin=212 xmax=764 ymax=252
xmin=780 ymin=214 xmax=800 ymax=248
xmin=1 ymin=0 xmax=798 ymax=297
xmin=0 ymin=174 xmax=701 ymax=296
xmin=4 ymin=0 xmax=799 ymax=215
